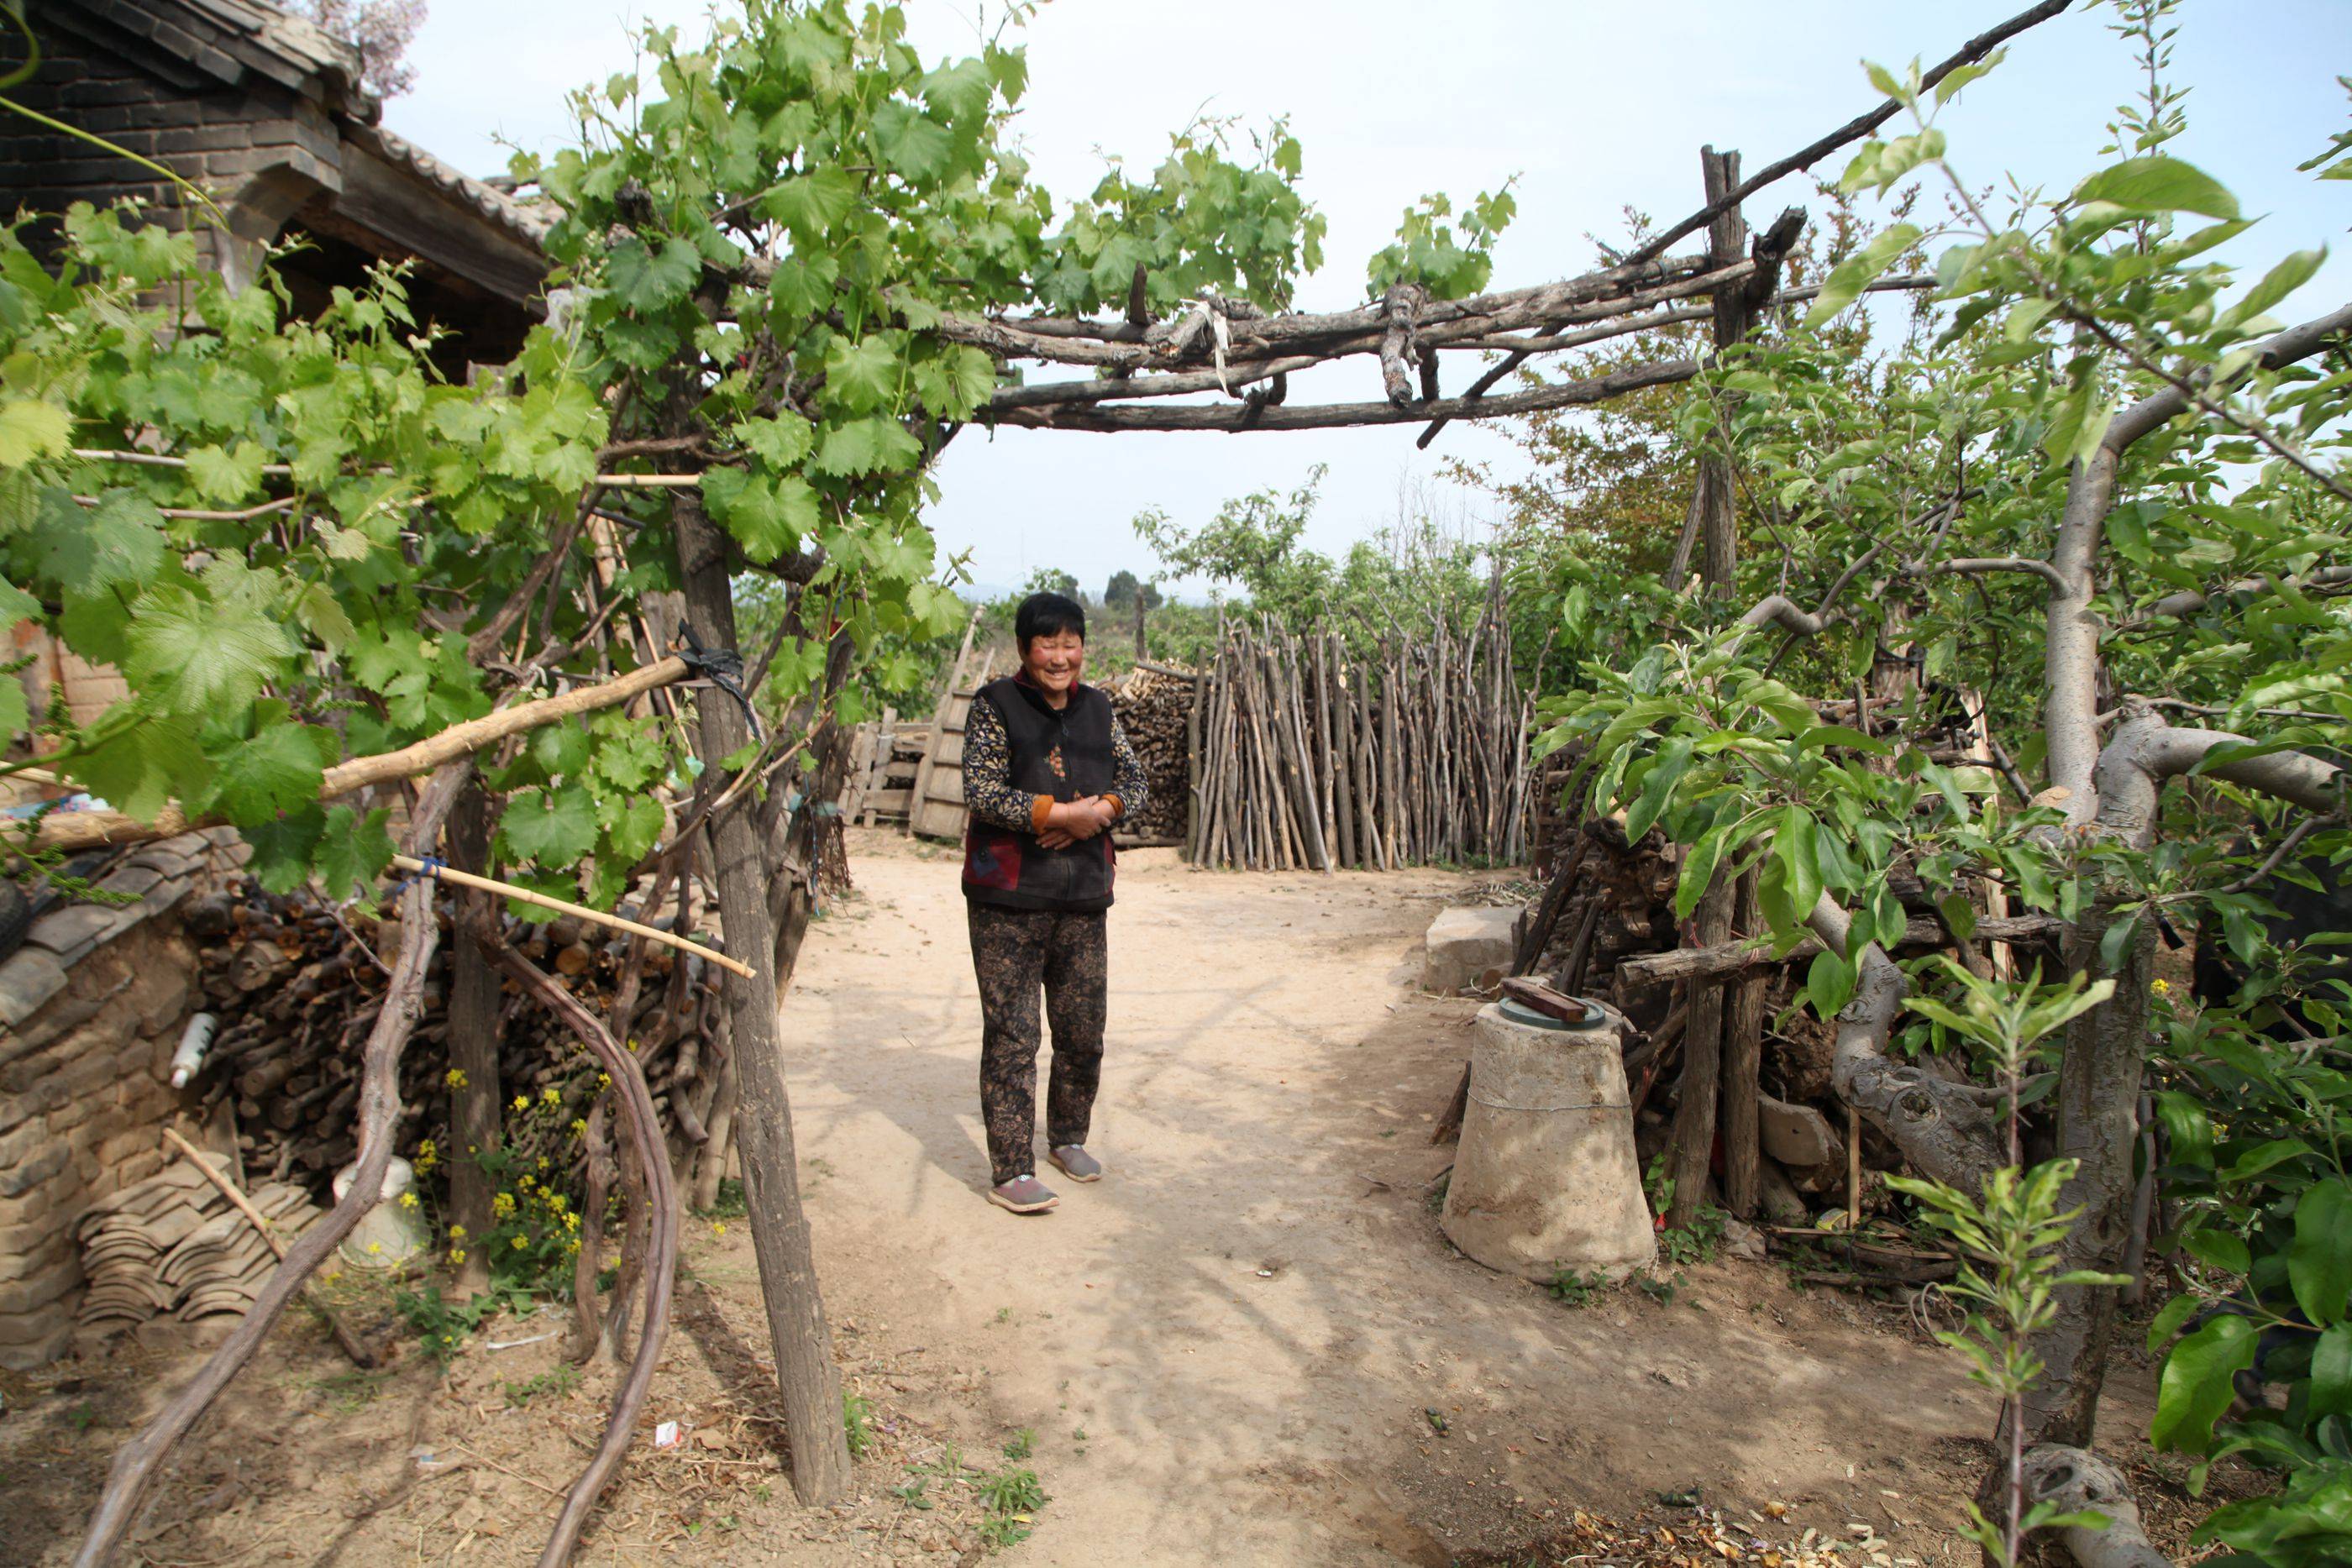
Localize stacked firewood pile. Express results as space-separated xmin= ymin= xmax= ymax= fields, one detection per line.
xmin=76 ymin=1153 xmax=323 ymax=1337
xmin=1189 ymin=604 xmax=1536 ymax=871
xmin=183 ymin=878 xmax=729 ymax=1193
xmin=1510 ymin=818 xmax=2066 ymax=1224
xmin=1107 ymin=665 xmax=1195 ymax=845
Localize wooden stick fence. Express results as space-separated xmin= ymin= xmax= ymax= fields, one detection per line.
xmin=1187 ymin=600 xmax=1536 ymax=872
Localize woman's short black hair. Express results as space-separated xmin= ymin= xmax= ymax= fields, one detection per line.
xmin=1016 ymin=591 xmax=1086 ymax=650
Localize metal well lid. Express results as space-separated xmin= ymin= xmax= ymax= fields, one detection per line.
xmin=1495 ymin=996 xmax=1607 ymax=1031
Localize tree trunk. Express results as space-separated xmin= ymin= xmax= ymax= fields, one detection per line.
xmin=671 ymin=494 xmax=852 ymax=1506
xmin=2022 ymin=903 xmax=2155 ymax=1449
xmin=444 ymin=784 xmax=503 ymax=1297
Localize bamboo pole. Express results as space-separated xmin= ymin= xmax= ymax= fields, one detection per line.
xmin=391 ymin=855 xmax=756 ymax=978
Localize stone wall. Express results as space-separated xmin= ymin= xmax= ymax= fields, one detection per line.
xmin=0 ymin=829 xmax=248 ymax=1367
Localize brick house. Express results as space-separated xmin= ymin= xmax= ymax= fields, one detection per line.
xmin=0 ymin=2 xmax=553 ymax=1366
xmin=1 ymin=0 xmax=549 ymax=372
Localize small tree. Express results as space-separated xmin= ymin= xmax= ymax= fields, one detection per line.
xmin=284 ymin=0 xmax=428 ymax=100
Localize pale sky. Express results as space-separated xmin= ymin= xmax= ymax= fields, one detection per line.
xmin=383 ymin=1 xmax=2352 ymax=598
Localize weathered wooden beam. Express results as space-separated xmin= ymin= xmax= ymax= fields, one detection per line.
xmin=987 ymin=357 xmax=1699 ymax=433
xmin=1614 ymin=913 xmax=2065 ymax=990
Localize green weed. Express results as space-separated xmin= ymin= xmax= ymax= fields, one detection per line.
xmin=843 ymin=1390 xmax=876 ymax=1457
xmin=503 ymin=1365 xmax=580 ymax=1408
xmin=1546 ymin=1268 xmax=1605 ymax=1308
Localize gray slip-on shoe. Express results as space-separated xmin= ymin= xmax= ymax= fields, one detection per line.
xmin=1047 ymin=1145 xmax=1102 ymax=1183
xmin=987 ymin=1174 xmax=1059 ymax=1214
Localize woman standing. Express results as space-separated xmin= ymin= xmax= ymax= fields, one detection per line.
xmin=960 ymin=591 xmax=1148 ymax=1214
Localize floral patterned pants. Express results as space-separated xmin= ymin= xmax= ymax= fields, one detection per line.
xmin=967 ymin=904 xmax=1108 ymax=1186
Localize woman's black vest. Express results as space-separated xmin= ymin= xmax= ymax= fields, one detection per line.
xmin=962 ymin=675 xmax=1118 ymax=913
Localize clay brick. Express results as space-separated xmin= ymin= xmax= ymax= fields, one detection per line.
xmin=0 ymin=1142 xmax=66 ymax=1199
xmin=0 ymin=1076 xmax=61 ymax=1137
xmin=0 ymin=948 xmax=69 ymax=1031
xmin=51 ymin=1046 xmax=118 ymax=1104
xmin=0 ymin=1261 xmax=78 ymax=1314
xmin=0 ymin=1117 xmax=48 ymax=1170
xmin=97 ymin=865 xmax=164 ymax=900
xmin=0 ymin=1303 xmax=76 ymax=1370
xmin=0 ymin=1231 xmax=69 ymax=1284
xmin=48 ymin=1089 xmax=102 ymax=1135
xmin=0 ymin=1218 xmax=54 ymax=1256
xmin=94 ymin=1126 xmax=151 ymax=1167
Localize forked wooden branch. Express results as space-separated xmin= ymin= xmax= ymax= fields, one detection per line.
xmin=482 ymin=936 xmax=680 ymax=1568
xmin=75 ymin=762 xmax=473 ymax=1568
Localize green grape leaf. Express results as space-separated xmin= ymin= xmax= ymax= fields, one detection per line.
xmin=71 ymin=707 xmax=210 ymax=823
xmin=314 ymin=805 xmax=395 ymax=902
xmin=822 ymin=336 xmax=901 ymax=417
xmin=602 ymin=794 xmax=667 ymax=864
xmin=607 ymin=234 xmax=702 ymax=315
xmin=206 ymin=720 xmax=331 ymax=826
xmin=499 ymin=784 xmax=601 ymax=867
xmin=0 ymin=399 xmax=70 ymax=467
xmin=245 ymin=805 xmax=327 ymax=895
xmin=0 ymin=574 xmax=37 ymax=627
xmin=759 ymin=168 xmax=860 ymax=242
xmin=184 ymin=441 xmax=268 ymax=504
xmin=810 ymin=416 xmax=921 ymax=478
xmin=870 ymin=102 xmax=954 ymax=181
xmin=123 ymin=584 xmax=297 ymax=711
xmin=33 ymin=487 xmax=164 ymax=596
xmin=734 ymin=414 xmax=815 ymax=469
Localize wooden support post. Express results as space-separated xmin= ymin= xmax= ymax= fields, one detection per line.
xmin=1719 ymin=871 xmax=1767 ymax=1219
xmin=1667 ymin=868 xmax=1737 ymax=1232
xmin=444 ymin=784 xmax=502 ymax=1296
xmin=1698 ymin=144 xmax=1748 ymax=597
xmin=672 ymin=493 xmax=851 ymax=1507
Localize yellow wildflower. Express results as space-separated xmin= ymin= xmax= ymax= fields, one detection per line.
xmin=2153 ymin=978 xmax=2172 ymax=995
xmin=365 ymin=1240 xmax=382 ymax=1255
xmin=537 ymin=1156 xmax=551 ymax=1172
xmin=542 ymin=1086 xmax=561 ymax=1106
xmin=445 ymin=1068 xmax=468 ymax=1089
xmin=563 ymin=1213 xmax=580 ymax=1233
xmin=416 ymin=1140 xmax=438 ymax=1171
xmin=596 ymin=1072 xmax=612 ymax=1088
xmin=398 ymin=1191 xmax=419 ymax=1210
xmin=492 ymin=1193 xmax=516 ymax=1219
xmin=512 ymin=1094 xmax=530 ymax=1113
xmin=545 ymin=1193 xmax=568 ymax=1214
xmin=570 ymin=1119 xmax=588 ymax=1139
xmin=711 ymin=1221 xmax=728 ymax=1238
xmin=448 ymin=1248 xmax=467 ymax=1265
xmin=517 ymin=1173 xmax=535 ymax=1192
xmin=512 ymin=1235 xmax=527 ymax=1251
xmin=449 ymin=1225 xmax=467 ymax=1240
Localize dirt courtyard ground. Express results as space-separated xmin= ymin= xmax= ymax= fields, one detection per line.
xmin=3 ymin=828 xmax=2191 ymax=1565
